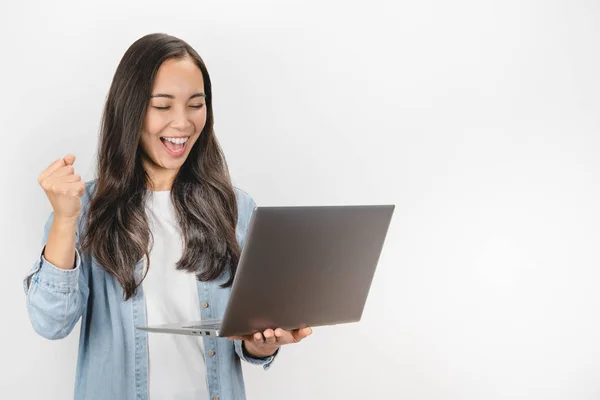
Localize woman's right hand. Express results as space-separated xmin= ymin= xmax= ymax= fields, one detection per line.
xmin=38 ymin=154 xmax=86 ymax=222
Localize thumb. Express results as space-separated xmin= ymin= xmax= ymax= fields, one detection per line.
xmin=63 ymin=154 xmax=76 ymax=166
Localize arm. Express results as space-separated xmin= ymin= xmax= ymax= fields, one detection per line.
xmin=43 ymin=214 xmax=78 ymax=270
xmin=231 ymin=188 xmax=279 ymax=369
xmin=232 ymin=327 xmax=312 ymax=370
xmin=233 ymin=339 xmax=279 ymax=370
xmin=23 ymin=212 xmax=89 ymax=340
xmin=24 ymin=155 xmax=89 ymax=340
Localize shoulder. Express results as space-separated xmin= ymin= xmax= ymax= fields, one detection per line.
xmin=233 ymin=186 xmax=256 ymax=238
xmin=233 ymin=186 xmax=256 ymax=212
xmin=76 ymin=180 xmax=98 ymax=229
xmin=82 ymin=179 xmax=98 ymax=207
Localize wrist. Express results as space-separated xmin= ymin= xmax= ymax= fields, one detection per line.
xmin=53 ymin=215 xmax=79 ymax=228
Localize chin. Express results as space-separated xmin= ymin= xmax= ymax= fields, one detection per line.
xmin=161 ymin=159 xmax=187 ymax=170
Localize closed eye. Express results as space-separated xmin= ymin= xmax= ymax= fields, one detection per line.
xmin=152 ymin=105 xmax=204 ymax=110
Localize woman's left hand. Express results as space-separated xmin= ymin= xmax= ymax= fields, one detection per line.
xmin=228 ymin=327 xmax=313 ymax=358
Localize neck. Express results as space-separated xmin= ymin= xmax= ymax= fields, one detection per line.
xmin=148 ymin=174 xmax=176 ymax=191
xmin=143 ymin=161 xmax=178 ymax=191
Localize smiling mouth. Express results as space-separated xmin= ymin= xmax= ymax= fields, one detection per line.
xmin=160 ymin=136 xmax=189 ymax=156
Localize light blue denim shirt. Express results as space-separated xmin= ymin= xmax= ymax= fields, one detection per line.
xmin=23 ymin=180 xmax=277 ymax=400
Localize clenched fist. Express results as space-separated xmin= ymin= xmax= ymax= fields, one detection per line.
xmin=38 ymin=154 xmax=85 ymax=221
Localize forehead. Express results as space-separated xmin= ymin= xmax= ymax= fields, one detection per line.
xmin=152 ymin=57 xmax=205 ymax=93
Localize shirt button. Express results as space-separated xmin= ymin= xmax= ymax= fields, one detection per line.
xmin=208 ymin=350 xmax=216 ymax=356
xmin=201 ymin=302 xmax=209 ymax=308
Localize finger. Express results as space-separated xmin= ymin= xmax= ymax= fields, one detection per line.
xmin=273 ymin=328 xmax=296 ymax=344
xmin=63 ymin=154 xmax=76 ymax=166
xmin=274 ymin=328 xmax=286 ymax=341
xmin=46 ymin=181 xmax=85 ymax=197
xmin=292 ymin=327 xmax=313 ymax=342
xmin=59 ymin=173 xmax=82 ymax=184
xmin=253 ymin=332 xmax=265 ymax=345
xmin=227 ymin=335 xmax=252 ymax=342
xmin=63 ymin=181 xmax=86 ymax=197
xmin=43 ymin=171 xmax=80 ymax=191
xmin=38 ymin=158 xmax=66 ymax=183
xmin=76 ymin=182 xmax=86 ymax=197
xmin=55 ymin=165 xmax=76 ymax=178
xmin=263 ymin=329 xmax=277 ymax=345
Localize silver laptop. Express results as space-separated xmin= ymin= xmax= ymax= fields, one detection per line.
xmin=136 ymin=204 xmax=394 ymax=337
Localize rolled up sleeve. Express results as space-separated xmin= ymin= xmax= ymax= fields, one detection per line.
xmin=234 ymin=339 xmax=279 ymax=370
xmin=23 ymin=212 xmax=89 ymax=340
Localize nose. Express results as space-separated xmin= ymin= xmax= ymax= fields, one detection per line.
xmin=170 ymin=107 xmax=192 ymax=131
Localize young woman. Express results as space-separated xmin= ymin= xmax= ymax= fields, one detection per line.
xmin=24 ymin=33 xmax=312 ymax=400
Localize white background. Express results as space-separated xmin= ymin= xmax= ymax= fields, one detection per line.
xmin=1 ymin=0 xmax=599 ymax=399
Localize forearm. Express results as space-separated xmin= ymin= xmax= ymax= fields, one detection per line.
xmin=44 ymin=217 xmax=78 ymax=270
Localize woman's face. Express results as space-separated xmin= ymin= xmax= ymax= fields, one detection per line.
xmin=140 ymin=56 xmax=207 ymax=188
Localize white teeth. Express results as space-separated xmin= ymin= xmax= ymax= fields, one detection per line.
xmin=163 ymin=137 xmax=189 ymax=144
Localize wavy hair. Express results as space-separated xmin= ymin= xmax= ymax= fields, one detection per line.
xmin=82 ymin=33 xmax=240 ymax=300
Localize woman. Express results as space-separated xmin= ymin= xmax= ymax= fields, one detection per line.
xmin=23 ymin=33 xmax=311 ymax=400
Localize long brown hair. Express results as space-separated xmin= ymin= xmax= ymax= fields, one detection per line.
xmin=82 ymin=33 xmax=240 ymax=300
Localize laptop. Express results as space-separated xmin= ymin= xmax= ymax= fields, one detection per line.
xmin=136 ymin=204 xmax=394 ymax=337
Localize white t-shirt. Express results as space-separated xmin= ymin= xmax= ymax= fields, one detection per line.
xmin=143 ymin=191 xmax=208 ymax=400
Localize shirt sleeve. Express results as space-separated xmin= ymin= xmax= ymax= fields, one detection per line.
xmin=23 ymin=212 xmax=89 ymax=340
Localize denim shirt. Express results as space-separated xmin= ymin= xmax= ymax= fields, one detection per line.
xmin=23 ymin=180 xmax=277 ymax=400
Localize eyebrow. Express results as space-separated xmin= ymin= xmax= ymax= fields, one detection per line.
xmin=150 ymin=93 xmax=206 ymax=99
